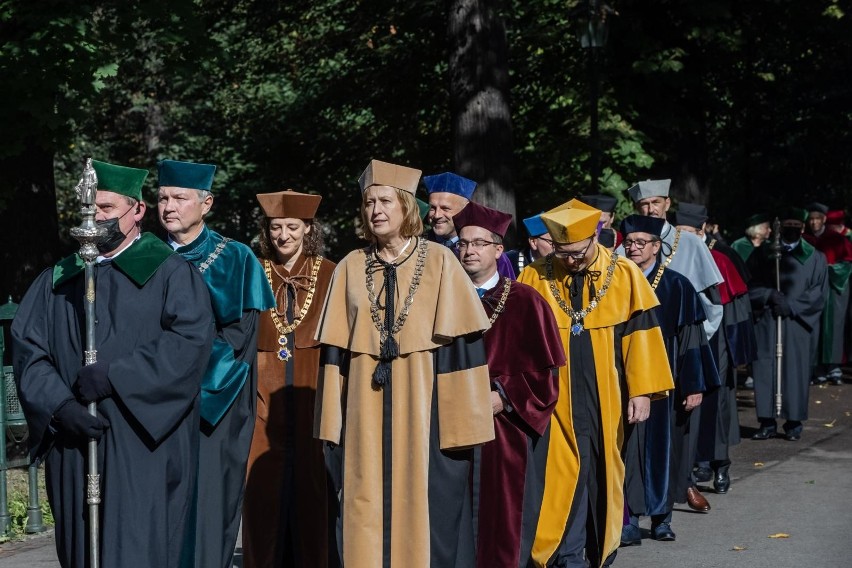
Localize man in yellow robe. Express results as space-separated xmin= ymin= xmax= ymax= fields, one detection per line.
xmin=518 ymin=199 xmax=674 ymax=568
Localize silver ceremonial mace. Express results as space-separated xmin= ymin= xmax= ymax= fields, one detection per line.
xmin=70 ymin=158 xmax=106 ymax=568
xmin=770 ymin=217 xmax=783 ymax=418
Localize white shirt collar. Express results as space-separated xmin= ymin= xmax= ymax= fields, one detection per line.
xmin=96 ymin=234 xmax=141 ymax=264
xmin=479 ymin=270 xmax=501 ymax=291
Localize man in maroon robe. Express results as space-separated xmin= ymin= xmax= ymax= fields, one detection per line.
xmin=453 ymin=202 xmax=566 ymax=568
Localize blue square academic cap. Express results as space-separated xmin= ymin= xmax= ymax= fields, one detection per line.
xmin=422 ymin=172 xmax=476 ymax=199
xmin=522 ymin=214 xmax=548 ymax=237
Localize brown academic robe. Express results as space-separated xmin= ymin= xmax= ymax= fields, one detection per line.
xmin=314 ymin=239 xmax=495 ymax=568
xmin=476 ymin=279 xmax=565 ymax=568
xmin=243 ymin=254 xmax=337 ymax=568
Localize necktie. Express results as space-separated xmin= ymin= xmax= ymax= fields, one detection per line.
xmin=476 ymin=288 xmax=486 ymax=298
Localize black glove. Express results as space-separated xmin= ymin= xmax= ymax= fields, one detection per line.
xmin=74 ymin=360 xmax=113 ymax=403
xmin=769 ymin=291 xmax=792 ymax=317
xmin=772 ymin=303 xmax=792 ymax=318
xmin=769 ymin=290 xmax=785 ymax=306
xmin=53 ymin=398 xmax=109 ymax=441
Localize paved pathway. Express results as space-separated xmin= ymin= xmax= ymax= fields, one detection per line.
xmin=2 ymin=382 xmax=850 ymax=567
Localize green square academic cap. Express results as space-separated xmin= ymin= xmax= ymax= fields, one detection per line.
xmin=744 ymin=213 xmax=770 ymax=228
xmin=781 ymin=207 xmax=808 ymax=223
xmin=91 ymin=160 xmax=148 ymax=201
xmin=158 ymin=159 xmax=217 ymax=191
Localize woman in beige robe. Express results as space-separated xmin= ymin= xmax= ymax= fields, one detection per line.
xmin=314 ymin=160 xmax=495 ymax=567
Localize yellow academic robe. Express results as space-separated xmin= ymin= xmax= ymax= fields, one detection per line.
xmin=314 ymin=239 xmax=495 ymax=567
xmin=518 ymin=245 xmax=674 ymax=567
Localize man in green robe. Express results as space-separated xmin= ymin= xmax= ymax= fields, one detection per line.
xmin=13 ymin=160 xmax=213 ymax=567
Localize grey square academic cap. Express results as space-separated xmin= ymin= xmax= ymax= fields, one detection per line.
xmin=627 ymin=179 xmax=671 ymax=203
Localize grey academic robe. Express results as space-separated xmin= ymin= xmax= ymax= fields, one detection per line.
xmin=747 ymin=241 xmax=828 ymax=421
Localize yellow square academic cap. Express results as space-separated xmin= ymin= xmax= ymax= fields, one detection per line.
xmin=541 ymin=198 xmax=602 ymax=243
xmin=358 ymin=159 xmax=422 ymax=195
xmin=256 ymin=190 xmax=321 ymax=219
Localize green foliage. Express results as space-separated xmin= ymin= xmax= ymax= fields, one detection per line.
xmin=0 ymin=467 xmax=54 ymax=542
xmin=3 ymin=0 xmax=852 ymax=276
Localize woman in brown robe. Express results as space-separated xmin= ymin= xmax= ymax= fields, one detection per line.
xmin=243 ymin=190 xmax=338 ymax=568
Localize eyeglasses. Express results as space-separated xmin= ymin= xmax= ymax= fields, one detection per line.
xmin=552 ymin=238 xmax=593 ymax=260
xmin=623 ymin=238 xmax=660 ymax=250
xmin=456 ymin=239 xmax=499 ymax=251
xmin=536 ymin=236 xmax=554 ymax=246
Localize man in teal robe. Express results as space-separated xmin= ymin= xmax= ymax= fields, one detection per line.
xmin=157 ymin=159 xmax=275 ymax=568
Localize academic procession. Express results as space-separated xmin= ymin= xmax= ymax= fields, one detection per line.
xmin=7 ymin=153 xmax=851 ymax=568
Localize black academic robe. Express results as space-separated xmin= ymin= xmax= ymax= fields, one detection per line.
xmin=12 ymin=245 xmax=213 ymax=568
xmin=748 ymin=241 xmax=828 ymax=421
xmin=624 ymin=265 xmax=718 ymax=516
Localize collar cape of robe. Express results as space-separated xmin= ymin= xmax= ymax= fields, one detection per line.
xmin=650 ymin=264 xmax=720 ymax=394
xmin=53 ymin=232 xmax=173 ymax=288
xmin=710 ymin=249 xmax=749 ymax=304
xmin=657 ymin=222 xmax=723 ymax=293
xmin=176 ymin=225 xmax=274 ymax=425
xmin=481 ymin=279 xmax=566 ymax=434
xmin=316 ymin=240 xmax=491 ymax=357
xmin=730 ymin=236 xmax=758 ymax=262
xmin=257 ymin=253 xmax=336 ymax=351
xmin=518 ymin=245 xmax=674 ymax=568
xmin=176 ymin=225 xmax=275 ymax=324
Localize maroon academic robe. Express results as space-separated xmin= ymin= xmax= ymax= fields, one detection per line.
xmin=476 ymin=278 xmax=565 ymax=568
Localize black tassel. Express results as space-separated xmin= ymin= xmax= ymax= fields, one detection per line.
xmin=372 ymin=263 xmax=399 ymax=389
xmin=373 ymin=360 xmax=392 ymax=387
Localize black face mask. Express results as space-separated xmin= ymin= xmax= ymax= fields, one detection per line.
xmin=780 ymin=227 xmax=802 ymax=244
xmin=96 ymin=205 xmax=135 ymax=254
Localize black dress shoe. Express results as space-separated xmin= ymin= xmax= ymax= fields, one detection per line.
xmin=620 ymin=524 xmax=642 ymax=547
xmin=714 ymin=465 xmax=730 ymax=494
xmin=783 ymin=422 xmax=803 ymax=441
xmin=751 ymin=426 xmax=777 ymax=440
xmin=693 ymin=465 xmax=712 ymax=483
xmin=652 ymin=522 xmax=676 ymax=541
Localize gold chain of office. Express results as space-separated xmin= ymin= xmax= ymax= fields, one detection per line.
xmin=485 ymin=277 xmax=512 ymax=326
xmin=545 ymin=250 xmax=619 ymax=335
xmin=263 ymin=256 xmax=323 ymax=361
xmin=366 ymin=237 xmax=428 ymax=344
xmin=650 ymin=229 xmax=681 ymax=290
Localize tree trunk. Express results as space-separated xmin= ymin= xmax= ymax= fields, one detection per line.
xmin=0 ymin=145 xmax=63 ymax=301
xmin=448 ymin=0 xmax=515 ymax=233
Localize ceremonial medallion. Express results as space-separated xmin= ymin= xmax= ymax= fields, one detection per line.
xmin=277 ymin=335 xmax=291 ymax=361
xmin=571 ymin=322 xmax=584 ymax=336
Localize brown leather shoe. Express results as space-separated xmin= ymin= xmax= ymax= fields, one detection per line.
xmin=686 ymin=485 xmax=711 ymax=512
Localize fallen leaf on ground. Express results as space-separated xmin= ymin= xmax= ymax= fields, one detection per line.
xmin=768 ymin=533 xmax=790 ymax=539
xmin=732 ymin=545 xmax=747 ymax=551
xmin=754 ymin=462 xmax=765 ymax=467
xmin=805 ymin=480 xmax=815 ymax=484
xmin=815 ymin=400 xmax=822 ymax=404
xmin=824 ymin=419 xmax=837 ymax=428
xmin=845 ymin=411 xmax=851 ymax=417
